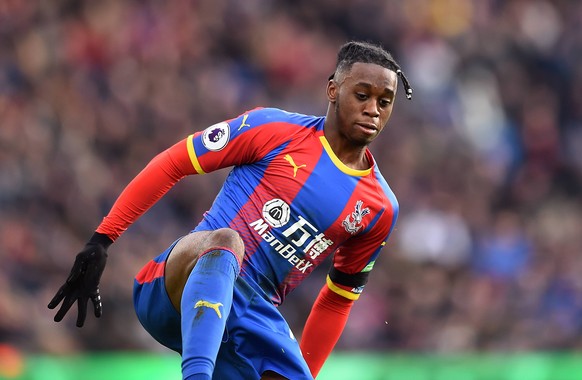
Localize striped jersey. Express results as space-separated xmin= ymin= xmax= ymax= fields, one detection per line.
xmin=187 ymin=107 xmax=399 ymax=305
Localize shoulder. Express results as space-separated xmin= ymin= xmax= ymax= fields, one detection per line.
xmin=229 ymin=107 xmax=324 ymax=131
xmin=369 ymin=155 xmax=399 ymax=214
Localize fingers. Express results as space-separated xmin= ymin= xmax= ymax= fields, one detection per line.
xmin=49 ymin=289 xmax=96 ymax=327
xmin=47 ymin=286 xmax=66 ymax=310
xmin=91 ymin=290 xmax=103 ymax=318
xmin=76 ymin=297 xmax=88 ymax=328
xmin=50 ymin=249 xmax=105 ymax=327
xmin=53 ymin=293 xmax=76 ymax=322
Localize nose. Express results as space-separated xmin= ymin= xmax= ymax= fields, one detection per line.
xmin=363 ymin=100 xmax=380 ymax=118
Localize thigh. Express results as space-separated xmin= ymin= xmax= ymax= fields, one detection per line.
xmin=133 ymin=240 xmax=183 ymax=353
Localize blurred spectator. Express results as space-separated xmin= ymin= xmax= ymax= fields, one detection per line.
xmin=1 ymin=0 xmax=581 ymax=354
xmin=472 ymin=210 xmax=531 ymax=281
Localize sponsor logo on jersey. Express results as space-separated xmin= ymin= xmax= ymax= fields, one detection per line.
xmin=262 ymin=198 xmax=290 ymax=228
xmin=284 ymin=154 xmax=307 ymax=177
xmin=202 ymin=122 xmax=230 ymax=151
xmin=342 ymin=200 xmax=370 ymax=235
xmin=249 ymin=198 xmax=335 ymax=273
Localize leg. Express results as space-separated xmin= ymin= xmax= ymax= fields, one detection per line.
xmin=165 ymin=228 xmax=244 ymax=380
xmin=165 ymin=228 xmax=244 ymax=312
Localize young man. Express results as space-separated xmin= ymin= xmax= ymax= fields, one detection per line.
xmin=48 ymin=41 xmax=412 ymax=380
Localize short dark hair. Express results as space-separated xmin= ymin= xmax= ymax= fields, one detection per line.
xmin=330 ymin=41 xmax=413 ymax=99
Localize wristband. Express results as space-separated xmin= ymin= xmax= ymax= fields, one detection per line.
xmin=88 ymin=232 xmax=114 ymax=249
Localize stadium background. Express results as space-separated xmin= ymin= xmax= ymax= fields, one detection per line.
xmin=1 ymin=0 xmax=582 ymax=379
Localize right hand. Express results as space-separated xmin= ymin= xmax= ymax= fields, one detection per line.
xmin=48 ymin=232 xmax=112 ymax=327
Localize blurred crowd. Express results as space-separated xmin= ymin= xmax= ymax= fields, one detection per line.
xmin=1 ymin=0 xmax=582 ymax=356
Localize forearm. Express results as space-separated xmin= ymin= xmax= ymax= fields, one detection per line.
xmin=96 ymin=139 xmax=196 ymax=240
xmin=300 ymin=284 xmax=354 ymax=378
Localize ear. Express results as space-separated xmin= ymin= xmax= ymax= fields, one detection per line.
xmin=327 ymin=80 xmax=338 ymax=103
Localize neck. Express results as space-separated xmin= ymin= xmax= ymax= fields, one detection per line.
xmin=323 ymin=122 xmax=370 ymax=170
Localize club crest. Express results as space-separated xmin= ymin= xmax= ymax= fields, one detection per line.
xmin=342 ymin=200 xmax=370 ymax=234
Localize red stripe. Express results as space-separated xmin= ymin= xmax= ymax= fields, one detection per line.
xmin=135 ymin=260 xmax=165 ymax=284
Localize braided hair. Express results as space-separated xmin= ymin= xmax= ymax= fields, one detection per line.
xmin=330 ymin=41 xmax=413 ymax=100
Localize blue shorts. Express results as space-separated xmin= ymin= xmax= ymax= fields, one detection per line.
xmin=133 ymin=240 xmax=313 ymax=380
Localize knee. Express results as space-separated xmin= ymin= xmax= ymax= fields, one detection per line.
xmin=171 ymin=228 xmax=245 ymax=266
xmin=207 ymin=228 xmax=245 ymax=262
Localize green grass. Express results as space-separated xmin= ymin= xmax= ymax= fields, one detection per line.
xmin=2 ymin=352 xmax=582 ymax=380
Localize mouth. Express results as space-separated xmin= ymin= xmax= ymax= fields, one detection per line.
xmin=355 ymin=122 xmax=378 ymax=134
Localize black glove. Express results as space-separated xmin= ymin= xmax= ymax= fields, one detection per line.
xmin=48 ymin=232 xmax=113 ymax=327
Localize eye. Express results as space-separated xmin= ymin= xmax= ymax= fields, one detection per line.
xmin=356 ymin=93 xmax=368 ymax=100
xmin=379 ymin=98 xmax=392 ymax=107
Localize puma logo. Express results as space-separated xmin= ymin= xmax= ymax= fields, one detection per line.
xmin=194 ymin=300 xmax=223 ymax=319
xmin=237 ymin=114 xmax=251 ymax=131
xmin=284 ymin=154 xmax=306 ymax=177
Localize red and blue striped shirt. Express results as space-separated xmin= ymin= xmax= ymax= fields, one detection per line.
xmin=188 ymin=107 xmax=399 ymax=305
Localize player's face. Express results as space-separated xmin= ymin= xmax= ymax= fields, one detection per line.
xmin=328 ymin=62 xmax=398 ymax=146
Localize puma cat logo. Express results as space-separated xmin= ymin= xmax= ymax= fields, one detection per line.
xmin=284 ymin=154 xmax=307 ymax=177
xmin=194 ymin=300 xmax=223 ymax=319
xmin=237 ymin=114 xmax=251 ymax=131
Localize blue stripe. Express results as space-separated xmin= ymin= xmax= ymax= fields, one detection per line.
xmin=360 ymin=168 xmax=399 ymax=267
xmin=360 ymin=208 xmax=385 ymax=235
xmin=292 ymin=152 xmax=360 ymax=231
xmin=251 ymin=149 xmax=359 ymax=298
xmin=236 ymin=108 xmax=323 ymax=133
xmin=374 ymin=165 xmax=399 ymax=236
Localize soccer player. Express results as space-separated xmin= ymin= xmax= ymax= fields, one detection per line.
xmin=48 ymin=41 xmax=412 ymax=380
